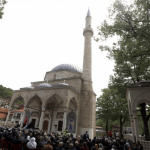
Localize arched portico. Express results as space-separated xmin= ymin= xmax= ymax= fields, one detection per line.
xmin=127 ymin=84 xmax=150 ymax=142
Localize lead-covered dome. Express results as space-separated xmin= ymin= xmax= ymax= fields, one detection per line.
xmin=51 ymin=64 xmax=82 ymax=73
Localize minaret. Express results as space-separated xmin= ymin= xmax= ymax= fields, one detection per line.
xmin=79 ymin=9 xmax=96 ymax=139
xmin=82 ymin=9 xmax=93 ymax=89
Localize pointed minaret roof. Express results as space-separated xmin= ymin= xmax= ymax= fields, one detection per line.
xmin=86 ymin=8 xmax=91 ymax=17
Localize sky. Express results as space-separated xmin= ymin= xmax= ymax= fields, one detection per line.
xmin=0 ymin=0 xmax=117 ymax=97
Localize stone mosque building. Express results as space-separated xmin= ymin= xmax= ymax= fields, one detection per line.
xmin=5 ymin=9 xmax=96 ymax=138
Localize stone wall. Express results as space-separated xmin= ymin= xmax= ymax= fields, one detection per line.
xmin=124 ymin=134 xmax=150 ymax=150
xmin=45 ymin=70 xmax=82 ymax=81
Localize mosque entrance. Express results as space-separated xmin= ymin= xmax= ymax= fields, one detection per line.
xmin=58 ymin=121 xmax=63 ymax=131
xmin=31 ymin=119 xmax=36 ymax=128
xmin=43 ymin=120 xmax=48 ymax=131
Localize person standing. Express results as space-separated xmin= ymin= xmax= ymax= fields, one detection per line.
xmin=83 ymin=131 xmax=89 ymax=142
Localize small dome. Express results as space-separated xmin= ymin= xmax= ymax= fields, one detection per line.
xmin=24 ymin=87 xmax=34 ymax=89
xmin=51 ymin=64 xmax=82 ymax=73
xmin=38 ymin=83 xmax=52 ymax=88
xmin=59 ymin=83 xmax=69 ymax=86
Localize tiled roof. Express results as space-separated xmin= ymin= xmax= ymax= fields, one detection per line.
xmin=0 ymin=108 xmax=8 ymax=113
xmin=0 ymin=113 xmax=7 ymax=118
xmin=96 ymin=126 xmax=102 ymax=129
xmin=13 ymin=108 xmax=24 ymax=112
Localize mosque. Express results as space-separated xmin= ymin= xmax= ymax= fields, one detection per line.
xmin=5 ymin=9 xmax=96 ymax=138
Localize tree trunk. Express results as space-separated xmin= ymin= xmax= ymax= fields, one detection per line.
xmin=119 ymin=117 xmax=123 ymax=139
xmin=106 ymin=120 xmax=108 ymax=134
xmin=140 ymin=103 xmax=150 ymax=141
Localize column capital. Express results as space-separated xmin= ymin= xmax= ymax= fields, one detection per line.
xmin=42 ymin=108 xmax=46 ymax=112
xmin=9 ymin=106 xmax=12 ymax=111
xmin=64 ymin=108 xmax=68 ymax=112
xmin=24 ymin=107 xmax=27 ymax=111
xmin=132 ymin=110 xmax=137 ymax=117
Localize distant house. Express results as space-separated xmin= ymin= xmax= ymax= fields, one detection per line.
xmin=95 ymin=126 xmax=103 ymax=131
xmin=11 ymin=109 xmax=24 ymax=124
xmin=111 ymin=125 xmax=120 ymax=134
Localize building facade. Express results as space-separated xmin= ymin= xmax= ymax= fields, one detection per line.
xmin=5 ymin=10 xmax=96 ymax=138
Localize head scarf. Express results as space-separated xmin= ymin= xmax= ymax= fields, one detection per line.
xmin=27 ymin=137 xmax=37 ymax=149
xmin=26 ymin=135 xmax=30 ymax=141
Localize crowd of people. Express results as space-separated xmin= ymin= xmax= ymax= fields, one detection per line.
xmin=0 ymin=125 xmax=144 ymax=150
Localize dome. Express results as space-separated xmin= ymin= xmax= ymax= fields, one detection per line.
xmin=38 ymin=83 xmax=52 ymax=88
xmin=51 ymin=64 xmax=82 ymax=73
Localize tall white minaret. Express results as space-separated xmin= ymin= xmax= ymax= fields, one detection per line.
xmin=79 ymin=9 xmax=96 ymax=139
xmin=82 ymin=9 xmax=93 ymax=83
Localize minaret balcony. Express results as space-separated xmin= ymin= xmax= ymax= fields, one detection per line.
xmin=83 ymin=27 xmax=94 ymax=36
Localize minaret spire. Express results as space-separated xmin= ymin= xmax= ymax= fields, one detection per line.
xmin=86 ymin=8 xmax=91 ymax=17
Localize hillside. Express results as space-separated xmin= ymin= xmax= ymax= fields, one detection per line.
xmin=0 ymin=85 xmax=13 ymax=99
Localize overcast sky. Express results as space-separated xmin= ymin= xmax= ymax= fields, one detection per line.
xmin=0 ymin=0 xmax=117 ymax=97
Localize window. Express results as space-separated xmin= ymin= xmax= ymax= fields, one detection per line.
xmin=17 ymin=113 xmax=21 ymax=119
xmin=54 ymin=74 xmax=56 ymax=79
xmin=58 ymin=121 xmax=63 ymax=131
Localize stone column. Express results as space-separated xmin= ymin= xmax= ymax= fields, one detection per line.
xmin=132 ymin=110 xmax=139 ymax=142
xmin=76 ymin=110 xmax=78 ymax=135
xmin=63 ymin=108 xmax=67 ymax=131
xmin=130 ymin=115 xmax=135 ymax=142
xmin=52 ymin=110 xmax=57 ymax=132
xmin=20 ymin=107 xmax=27 ymax=128
xmin=5 ymin=107 xmax=12 ymax=126
xmin=39 ymin=108 xmax=45 ymax=130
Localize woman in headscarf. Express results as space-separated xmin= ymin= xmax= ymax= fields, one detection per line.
xmin=27 ymin=137 xmax=37 ymax=149
xmin=26 ymin=135 xmax=30 ymax=142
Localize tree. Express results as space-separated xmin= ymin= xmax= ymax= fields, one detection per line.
xmin=96 ymin=88 xmax=113 ymax=134
xmin=108 ymin=78 xmax=129 ymax=139
xmin=97 ymin=85 xmax=129 ymax=139
xmin=95 ymin=0 xmax=150 ymax=140
xmin=0 ymin=0 xmax=7 ymax=19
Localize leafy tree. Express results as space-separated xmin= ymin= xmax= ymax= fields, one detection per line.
xmin=95 ymin=0 xmax=150 ymax=140
xmin=97 ymin=85 xmax=129 ymax=139
xmin=108 ymin=79 xmax=129 ymax=139
xmin=0 ymin=0 xmax=7 ymax=19
xmin=0 ymin=85 xmax=13 ymax=99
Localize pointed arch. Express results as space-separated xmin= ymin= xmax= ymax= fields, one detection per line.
xmin=10 ymin=94 xmax=25 ymax=107
xmin=43 ymin=92 xmax=65 ymax=108
xmin=26 ymin=94 xmax=42 ymax=108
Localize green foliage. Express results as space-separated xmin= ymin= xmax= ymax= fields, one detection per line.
xmin=97 ymin=85 xmax=129 ymax=138
xmin=0 ymin=85 xmax=13 ymax=99
xmin=0 ymin=0 xmax=7 ymax=19
xmin=96 ymin=0 xmax=150 ymax=83
xmin=96 ymin=0 xmax=150 ymax=140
